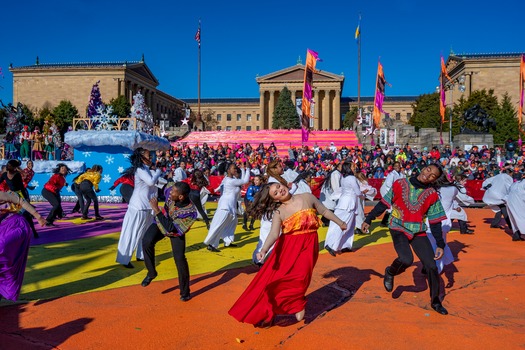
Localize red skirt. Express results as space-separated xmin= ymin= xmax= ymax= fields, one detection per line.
xmin=228 ymin=231 xmax=319 ymax=324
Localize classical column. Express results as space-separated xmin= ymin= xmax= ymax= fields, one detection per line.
xmin=314 ymin=90 xmax=320 ymax=130
xmin=259 ymin=90 xmax=265 ymax=129
xmin=268 ymin=90 xmax=275 ymax=129
xmin=322 ymin=90 xmax=330 ymax=131
xmin=333 ymin=90 xmax=341 ymax=130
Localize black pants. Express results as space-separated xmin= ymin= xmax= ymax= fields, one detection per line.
xmin=388 ymin=229 xmax=441 ymax=305
xmin=41 ymin=188 xmax=62 ymax=223
xmin=72 ymin=183 xmax=85 ymax=214
xmin=189 ymin=189 xmax=209 ymax=225
xmin=142 ymin=223 xmax=190 ymax=298
xmin=120 ymin=184 xmax=134 ymax=204
xmin=79 ymin=180 xmax=99 ymax=217
xmin=491 ymin=204 xmax=513 ymax=230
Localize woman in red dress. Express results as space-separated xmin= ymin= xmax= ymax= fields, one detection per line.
xmin=229 ymin=182 xmax=346 ymax=326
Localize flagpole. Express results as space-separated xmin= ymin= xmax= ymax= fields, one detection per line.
xmin=357 ymin=15 xmax=361 ymax=128
xmin=197 ymin=20 xmax=201 ymax=122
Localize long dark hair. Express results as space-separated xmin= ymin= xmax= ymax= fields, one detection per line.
xmin=247 ymin=183 xmax=282 ymax=221
xmin=123 ymin=148 xmax=148 ymax=176
xmin=54 ymin=163 xmax=72 ymax=175
xmin=266 ymin=160 xmax=287 ymax=186
xmin=191 ymin=169 xmax=209 ymax=188
xmin=321 ymin=164 xmax=341 ymax=192
xmin=426 ymin=163 xmax=459 ymax=192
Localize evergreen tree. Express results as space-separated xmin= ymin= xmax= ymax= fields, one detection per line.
xmin=108 ymin=95 xmax=131 ymax=118
xmin=272 ymin=87 xmax=299 ymax=129
xmin=52 ymin=100 xmax=79 ymax=130
xmin=408 ymin=93 xmax=441 ymax=131
xmin=493 ymin=93 xmax=518 ymax=144
xmin=343 ymin=106 xmax=358 ymax=129
xmin=87 ymin=81 xmax=104 ymax=118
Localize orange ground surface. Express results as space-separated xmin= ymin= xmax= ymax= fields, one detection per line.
xmin=1 ymin=207 xmax=524 ymax=350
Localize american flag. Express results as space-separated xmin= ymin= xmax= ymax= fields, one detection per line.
xmin=195 ymin=27 xmax=201 ymax=47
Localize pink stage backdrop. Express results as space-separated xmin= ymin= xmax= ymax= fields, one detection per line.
xmin=175 ymin=129 xmax=361 ymax=157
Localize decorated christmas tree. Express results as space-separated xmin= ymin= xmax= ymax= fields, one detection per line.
xmin=87 ymin=81 xmax=104 ymax=119
xmin=5 ymin=102 xmax=23 ymax=134
xmin=130 ymin=91 xmax=154 ymax=133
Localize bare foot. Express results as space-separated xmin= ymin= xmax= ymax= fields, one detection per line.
xmin=295 ymin=309 xmax=305 ymax=321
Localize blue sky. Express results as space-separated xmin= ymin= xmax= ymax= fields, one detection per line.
xmin=1 ymin=0 xmax=524 ymax=105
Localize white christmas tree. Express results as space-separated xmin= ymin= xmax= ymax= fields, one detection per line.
xmin=130 ymin=91 xmax=154 ymax=133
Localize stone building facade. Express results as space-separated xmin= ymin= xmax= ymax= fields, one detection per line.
xmin=9 ymin=58 xmax=186 ymax=128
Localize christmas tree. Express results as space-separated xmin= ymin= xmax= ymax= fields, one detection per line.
xmin=87 ymin=81 xmax=104 ymax=119
xmin=130 ymin=91 xmax=154 ymax=133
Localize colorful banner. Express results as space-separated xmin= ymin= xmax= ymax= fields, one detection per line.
xmin=301 ymin=49 xmax=321 ymax=142
xmin=519 ymin=54 xmax=525 ymax=135
xmin=195 ymin=22 xmax=201 ymax=47
xmin=355 ymin=15 xmax=361 ymax=42
xmin=372 ymin=60 xmax=386 ymax=131
xmin=440 ymin=55 xmax=451 ymax=125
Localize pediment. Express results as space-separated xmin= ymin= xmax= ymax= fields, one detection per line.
xmin=128 ymin=63 xmax=159 ymax=86
xmin=257 ymin=65 xmax=344 ymax=84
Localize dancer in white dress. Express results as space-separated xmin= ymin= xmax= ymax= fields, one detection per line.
xmin=354 ymin=171 xmax=377 ymax=234
xmin=319 ymin=163 xmax=342 ymax=226
xmin=116 ymin=148 xmax=162 ymax=268
xmin=324 ymin=162 xmax=364 ymax=256
xmin=505 ymin=174 xmax=525 ymax=241
xmin=482 ymin=169 xmax=514 ymax=230
xmin=425 ymin=184 xmax=460 ymax=273
xmin=449 ymin=174 xmax=475 ymax=234
xmin=204 ymin=162 xmax=250 ymax=252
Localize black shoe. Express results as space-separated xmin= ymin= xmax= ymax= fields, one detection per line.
xmin=81 ymin=215 xmax=91 ymax=220
xmin=136 ymin=258 xmax=144 ymax=262
xmin=180 ymin=295 xmax=191 ymax=302
xmin=95 ymin=216 xmax=104 ymax=221
xmin=249 ymin=226 xmax=255 ymax=231
xmin=383 ymin=267 xmax=394 ymax=292
xmin=431 ymin=303 xmax=448 ymax=315
xmin=354 ymin=228 xmax=364 ymax=235
xmin=341 ymin=248 xmax=353 ymax=253
xmin=460 ymin=229 xmax=474 ymax=234
xmin=325 ymin=246 xmax=337 ymax=257
xmin=226 ymin=243 xmax=238 ymax=247
xmin=206 ymin=222 xmax=210 ymax=230
xmin=207 ymin=244 xmax=220 ymax=252
xmin=45 ymin=221 xmax=55 ymax=227
xmin=512 ymin=232 xmax=525 ymax=241
xmin=141 ymin=275 xmax=155 ymax=287
xmin=242 ymin=225 xmax=249 ymax=231
xmin=122 ymin=262 xmax=134 ymax=268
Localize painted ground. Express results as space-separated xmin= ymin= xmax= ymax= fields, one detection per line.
xmin=0 ymin=203 xmax=524 ymax=350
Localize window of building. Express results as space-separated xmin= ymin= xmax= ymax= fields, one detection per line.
xmin=226 ymin=126 xmax=232 ymax=131
xmin=256 ymin=126 xmax=260 ymax=131
xmin=236 ymin=126 xmax=241 ymax=131
xmin=217 ymin=126 xmax=222 ymax=131
xmin=246 ymin=114 xmax=252 ymax=121
xmin=395 ymin=113 xmax=401 ymax=120
xmin=217 ymin=114 xmax=222 ymax=121
xmin=227 ymin=114 xmax=232 ymax=121
xmin=406 ymin=113 xmax=412 ymax=119
xmin=256 ymin=114 xmax=260 ymax=121
xmin=246 ymin=126 xmax=252 ymax=131
xmin=236 ymin=114 xmax=241 ymax=121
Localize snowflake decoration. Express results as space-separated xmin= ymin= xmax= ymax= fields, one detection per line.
xmin=110 ymin=189 xmax=117 ymax=196
xmin=117 ymin=166 xmax=124 ymax=173
xmin=105 ymin=155 xmax=114 ymax=164
xmin=103 ymin=174 xmax=112 ymax=183
xmin=82 ymin=151 xmax=92 ymax=158
xmin=66 ymin=185 xmax=74 ymax=193
xmin=122 ymin=154 xmax=131 ymax=159
xmin=92 ymin=105 xmax=118 ymax=131
xmin=30 ymin=180 xmax=39 ymax=189
xmin=181 ymin=118 xmax=189 ymax=126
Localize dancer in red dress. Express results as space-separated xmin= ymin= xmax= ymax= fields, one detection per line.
xmin=229 ymin=182 xmax=346 ymax=326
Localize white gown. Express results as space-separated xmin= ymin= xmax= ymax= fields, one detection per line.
xmin=482 ymin=173 xmax=513 ymax=211
xmin=116 ymin=166 xmax=162 ymax=265
xmin=425 ymin=186 xmax=457 ymax=273
xmin=324 ymin=175 xmax=363 ymax=252
xmin=355 ymin=179 xmax=377 ymax=230
xmin=506 ymin=179 xmax=525 ymax=234
xmin=449 ymin=185 xmax=475 ymax=222
xmin=319 ymin=170 xmax=342 ymax=211
xmin=204 ymin=169 xmax=250 ymax=248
